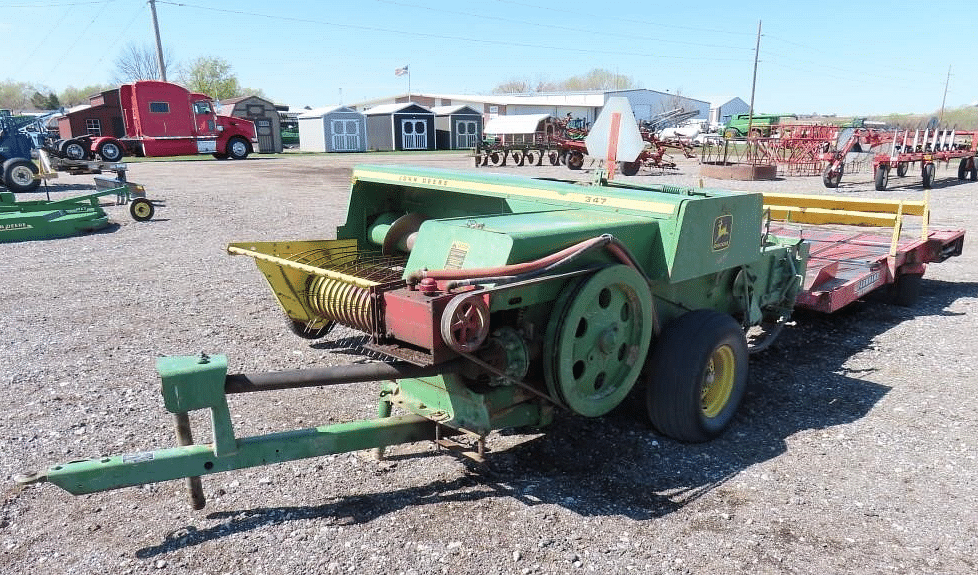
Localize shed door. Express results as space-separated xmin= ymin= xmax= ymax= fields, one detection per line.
xmin=401 ymin=119 xmax=427 ymax=150
xmin=255 ymin=119 xmax=273 ymax=153
xmin=456 ymin=120 xmax=479 ymax=149
xmin=331 ymin=119 xmax=360 ymax=151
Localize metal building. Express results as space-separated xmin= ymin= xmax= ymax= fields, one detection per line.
xmin=364 ymin=103 xmax=436 ymax=151
xmin=431 ymin=105 xmax=483 ymax=150
xmin=297 ymin=106 xmax=367 ymax=153
xmin=219 ymin=95 xmax=282 ymax=153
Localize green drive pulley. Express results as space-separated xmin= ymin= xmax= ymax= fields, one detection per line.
xmin=543 ymin=264 xmax=654 ymax=417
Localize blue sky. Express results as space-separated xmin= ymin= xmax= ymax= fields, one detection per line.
xmin=3 ymin=0 xmax=976 ymax=116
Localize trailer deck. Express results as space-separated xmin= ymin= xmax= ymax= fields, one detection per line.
xmin=763 ymin=192 xmax=965 ymax=313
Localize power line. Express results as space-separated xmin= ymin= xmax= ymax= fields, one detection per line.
xmin=376 ymin=0 xmax=753 ymax=52
xmin=153 ymin=1 xmax=749 ymax=63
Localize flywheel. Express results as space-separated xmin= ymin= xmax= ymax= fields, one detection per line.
xmin=543 ymin=265 xmax=654 ymax=417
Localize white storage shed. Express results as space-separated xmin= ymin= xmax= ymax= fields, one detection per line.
xmin=297 ymin=106 xmax=368 ymax=153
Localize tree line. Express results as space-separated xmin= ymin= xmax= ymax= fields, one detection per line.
xmin=1 ymin=43 xmax=265 ymax=111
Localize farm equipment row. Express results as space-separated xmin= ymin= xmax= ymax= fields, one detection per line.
xmin=821 ymin=127 xmax=977 ymax=190
xmin=14 ymin=161 xmax=963 ymax=509
xmin=475 ymin=108 xmax=699 ymax=175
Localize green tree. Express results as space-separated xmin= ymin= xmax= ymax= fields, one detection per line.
xmin=30 ymin=91 xmax=60 ymax=109
xmin=492 ymin=68 xmax=638 ymax=94
xmin=1 ymin=80 xmax=50 ymax=110
xmin=59 ymin=84 xmax=117 ymax=107
xmin=180 ymin=56 xmax=240 ymax=100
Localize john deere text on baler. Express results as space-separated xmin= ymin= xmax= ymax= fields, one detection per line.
xmin=16 ymin=164 xmax=808 ymax=507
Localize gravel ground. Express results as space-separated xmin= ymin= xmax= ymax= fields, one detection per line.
xmin=2 ymin=151 xmax=975 ymax=574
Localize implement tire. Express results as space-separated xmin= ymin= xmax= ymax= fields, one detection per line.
xmin=645 ymin=310 xmax=748 ymax=443
xmin=2 ymin=158 xmax=40 ymax=193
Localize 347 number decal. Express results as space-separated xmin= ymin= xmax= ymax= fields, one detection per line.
xmin=583 ymin=195 xmax=608 ymax=204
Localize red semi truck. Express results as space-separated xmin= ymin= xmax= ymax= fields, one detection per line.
xmin=56 ymin=81 xmax=258 ymax=161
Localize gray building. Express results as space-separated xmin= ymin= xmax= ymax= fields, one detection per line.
xmin=364 ymin=103 xmax=436 ymax=151
xmin=711 ymin=97 xmax=751 ymax=127
xmin=431 ymin=105 xmax=482 ymax=150
xmin=604 ymin=89 xmax=710 ymax=124
xmin=297 ymin=106 xmax=367 ymax=152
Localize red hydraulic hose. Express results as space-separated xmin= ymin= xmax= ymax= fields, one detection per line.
xmin=407 ymin=235 xmax=608 ymax=284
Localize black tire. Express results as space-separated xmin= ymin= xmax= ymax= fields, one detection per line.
xmin=524 ymin=149 xmax=541 ymax=166
xmin=2 ymin=158 xmax=40 ymax=193
xmin=822 ymin=163 xmax=843 ymax=188
xmin=288 ymin=318 xmax=335 ymax=339
xmin=874 ymin=165 xmax=889 ymax=191
xmin=922 ymin=162 xmax=935 ymax=189
xmin=645 ymin=310 xmax=749 ymax=443
xmin=61 ymin=139 xmax=87 ymax=160
xmin=958 ymin=158 xmax=968 ymax=180
xmin=129 ymin=198 xmax=155 ymax=221
xmin=97 ymin=140 xmax=124 ymax=162
xmin=547 ymin=150 xmax=560 ymax=165
xmin=511 ymin=150 xmax=525 ymax=166
xmin=212 ymin=152 xmax=229 ymax=160
xmin=897 ymin=161 xmax=909 ymax=177
xmin=566 ymin=151 xmax=585 ymax=170
xmin=227 ymin=137 xmax=250 ymax=160
xmin=620 ymin=161 xmax=641 ymax=176
xmin=488 ymin=150 xmax=505 ymax=167
xmin=890 ymin=273 xmax=922 ymax=307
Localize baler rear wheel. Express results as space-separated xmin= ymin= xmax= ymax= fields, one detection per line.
xmin=543 ymin=265 xmax=654 ymax=417
xmin=645 ymin=310 xmax=748 ymax=443
xmin=288 ymin=317 xmax=335 ymax=339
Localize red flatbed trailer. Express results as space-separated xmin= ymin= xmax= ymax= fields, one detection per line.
xmin=770 ymin=224 xmax=964 ymax=312
xmin=763 ymin=192 xmax=965 ymax=313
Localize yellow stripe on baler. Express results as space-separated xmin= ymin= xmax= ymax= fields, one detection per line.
xmin=352 ymin=168 xmax=678 ymax=215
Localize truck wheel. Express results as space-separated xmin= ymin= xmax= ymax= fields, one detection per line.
xmin=227 ymin=137 xmax=250 ymax=160
xmin=61 ymin=139 xmax=87 ymax=160
xmin=129 ymin=198 xmax=155 ymax=221
xmin=645 ymin=310 xmax=748 ymax=443
xmin=97 ymin=141 xmax=124 ymax=162
xmin=2 ymin=158 xmax=40 ymax=193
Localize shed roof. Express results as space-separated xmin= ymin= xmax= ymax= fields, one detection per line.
xmin=483 ymin=113 xmax=554 ymax=135
xmin=297 ymin=105 xmax=362 ymax=119
xmin=429 ymin=105 xmax=481 ymax=116
xmin=363 ymin=102 xmax=432 ymax=116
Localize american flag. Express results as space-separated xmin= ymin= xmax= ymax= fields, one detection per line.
xmin=395 ymin=65 xmax=409 ymax=76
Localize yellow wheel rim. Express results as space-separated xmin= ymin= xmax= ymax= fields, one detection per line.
xmin=134 ymin=203 xmax=151 ymax=218
xmin=701 ymin=344 xmax=735 ymax=418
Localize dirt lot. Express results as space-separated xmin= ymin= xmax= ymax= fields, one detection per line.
xmin=2 ymin=152 xmax=976 ymax=574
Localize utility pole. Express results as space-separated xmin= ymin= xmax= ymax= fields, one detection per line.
xmin=149 ymin=0 xmax=167 ymax=81
xmin=746 ymin=20 xmax=761 ymax=139
xmin=938 ymin=64 xmax=951 ymax=125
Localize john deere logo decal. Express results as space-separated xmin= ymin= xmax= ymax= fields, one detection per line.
xmin=712 ymin=215 xmax=731 ymax=251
